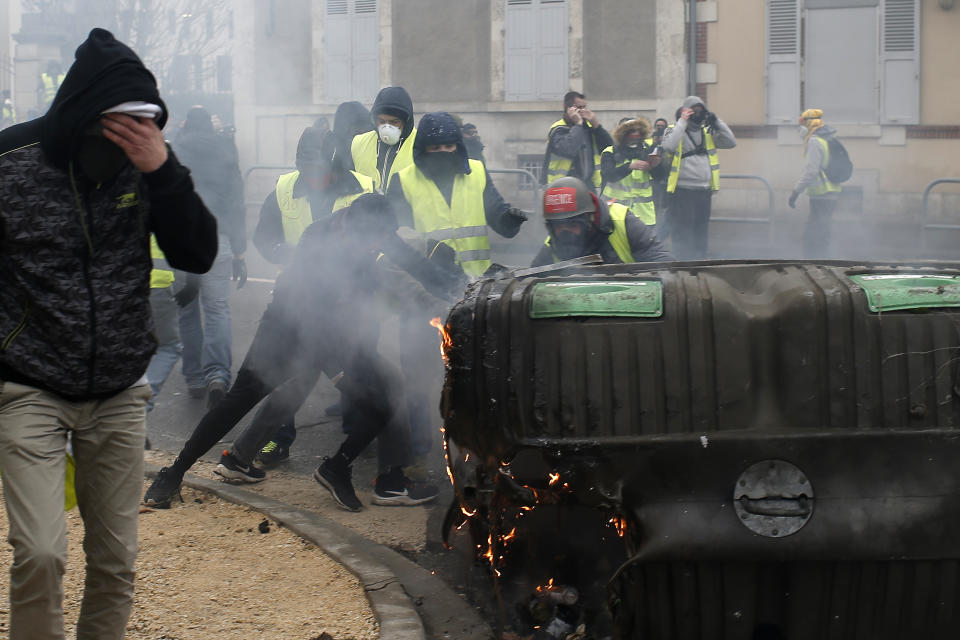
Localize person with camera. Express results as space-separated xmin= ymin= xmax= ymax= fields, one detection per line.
xmin=600 ymin=117 xmax=663 ymax=229
xmin=542 ymin=91 xmax=613 ymax=191
xmin=660 ymin=96 xmax=736 ymax=259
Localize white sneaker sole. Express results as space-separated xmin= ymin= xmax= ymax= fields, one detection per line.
xmin=214 ymin=464 xmax=266 ymax=484
xmin=371 ymin=492 xmax=438 ymax=507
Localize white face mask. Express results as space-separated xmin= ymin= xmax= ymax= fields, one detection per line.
xmin=378 ymin=123 xmax=401 ymax=146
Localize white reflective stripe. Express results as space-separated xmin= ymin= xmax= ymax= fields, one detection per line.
xmin=459 ymin=249 xmax=491 ymax=262
xmin=430 ymin=227 xmax=457 ymax=242
xmin=632 ymin=181 xmax=651 ymax=189
xmin=707 ymin=148 xmax=718 ymax=156
xmin=453 ymin=225 xmax=488 ymax=239
xmin=630 ymin=195 xmax=654 ymax=203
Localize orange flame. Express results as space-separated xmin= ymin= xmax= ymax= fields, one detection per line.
xmin=609 ymin=515 xmax=627 ymax=537
xmin=429 ymin=317 xmax=453 ymax=364
xmin=536 ymin=578 xmax=556 ymax=593
xmin=548 ymin=472 xmax=561 ymax=486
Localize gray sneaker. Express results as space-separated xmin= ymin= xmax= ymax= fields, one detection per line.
xmin=214 ymin=451 xmax=266 ymax=483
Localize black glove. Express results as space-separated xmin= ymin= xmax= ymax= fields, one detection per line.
xmin=703 ymin=111 xmax=718 ymax=128
xmin=232 ymin=257 xmax=247 ymax=289
xmin=788 ymin=189 xmax=801 ymax=209
xmin=505 ymin=207 xmax=529 ymax=223
xmin=174 ymin=274 xmax=201 ymax=308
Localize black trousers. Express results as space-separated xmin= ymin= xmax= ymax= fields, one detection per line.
xmin=666 ymin=187 xmax=713 ymax=260
xmin=175 ymin=305 xmax=410 ymax=473
xmin=803 ymin=196 xmax=838 ymax=259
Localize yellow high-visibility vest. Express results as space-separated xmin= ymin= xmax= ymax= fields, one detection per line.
xmin=666 ymin=126 xmax=720 ymax=193
xmin=397 ymin=159 xmax=491 ymax=277
xmin=545 ymin=119 xmax=604 ymax=189
xmin=600 ymin=145 xmax=656 ymax=226
xmin=149 ymin=235 xmax=175 ymax=289
xmin=41 ymin=72 xmax=65 ymax=104
xmin=806 ymin=137 xmax=842 ymax=197
xmin=545 ymin=202 xmax=635 ymax=264
xmin=275 ymin=170 xmax=375 ymax=246
xmin=351 ymin=128 xmax=417 ymax=192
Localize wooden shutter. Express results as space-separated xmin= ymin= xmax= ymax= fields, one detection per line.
xmin=766 ymin=0 xmax=801 ymax=124
xmin=505 ymin=0 xmax=537 ymax=101
xmin=325 ymin=0 xmax=352 ymax=102
xmin=880 ymin=0 xmax=918 ymax=123
xmin=352 ymin=0 xmax=379 ymax=103
xmin=537 ymin=0 xmax=568 ymax=101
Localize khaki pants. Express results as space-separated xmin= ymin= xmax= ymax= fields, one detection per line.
xmin=0 ymin=381 xmax=149 ymax=640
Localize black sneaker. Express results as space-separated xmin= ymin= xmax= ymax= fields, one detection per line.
xmin=207 ymin=380 xmax=227 ymax=410
xmin=254 ymin=440 xmax=290 ymax=469
xmin=371 ymin=467 xmax=439 ymax=507
xmin=314 ymin=458 xmax=362 ymax=512
xmin=144 ymin=467 xmax=184 ymax=508
xmin=214 ymin=450 xmax=267 ymax=483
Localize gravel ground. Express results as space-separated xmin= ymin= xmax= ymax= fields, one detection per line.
xmin=0 ymin=479 xmax=378 ymax=640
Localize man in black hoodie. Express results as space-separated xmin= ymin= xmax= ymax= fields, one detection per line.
xmin=0 ymin=28 xmax=217 ymax=640
xmin=351 ymin=86 xmax=417 ymax=192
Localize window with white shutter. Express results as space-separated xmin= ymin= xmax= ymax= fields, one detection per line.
xmin=505 ymin=0 xmax=568 ymax=102
xmin=880 ymin=0 xmax=919 ymax=123
xmin=765 ymin=0 xmax=919 ymax=125
xmin=324 ymin=0 xmax=379 ymax=104
xmin=766 ymin=0 xmax=801 ymax=124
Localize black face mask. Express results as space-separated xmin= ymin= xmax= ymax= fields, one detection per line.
xmin=75 ymin=135 xmax=129 ymax=183
xmin=689 ymin=111 xmax=705 ymax=125
xmin=419 ymin=151 xmax=459 ymax=180
xmin=549 ymin=220 xmax=595 ymax=260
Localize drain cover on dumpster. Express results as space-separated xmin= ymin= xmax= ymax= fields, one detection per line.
xmin=733 ymin=459 xmax=813 ymax=538
xmin=849 ymin=273 xmax=960 ymax=312
xmin=529 ymin=281 xmax=663 ymax=318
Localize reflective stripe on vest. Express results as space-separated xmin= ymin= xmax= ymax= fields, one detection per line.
xmin=546 ymin=202 xmax=635 ymax=264
xmin=806 ymin=136 xmax=842 ymax=197
xmin=666 ymin=127 xmax=720 ymax=193
xmin=600 ymin=146 xmax=656 ymax=225
xmin=149 ymin=235 xmax=175 ymax=289
xmin=546 ymin=119 xmax=604 ymax=188
xmin=351 ymin=128 xmax=417 ymax=192
xmin=275 ymin=171 xmax=375 ymax=246
xmin=398 ymin=159 xmax=491 ymax=277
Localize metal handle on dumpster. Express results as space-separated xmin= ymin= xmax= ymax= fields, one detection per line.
xmin=738 ymin=495 xmax=811 ymax=518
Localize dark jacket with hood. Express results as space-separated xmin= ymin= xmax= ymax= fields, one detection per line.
xmin=0 ymin=28 xmax=218 ymax=400
xmin=254 ymin=126 xmax=371 ymax=265
xmin=350 ymin=87 xmax=418 ymax=189
xmin=530 ymin=198 xmax=673 ymax=267
xmin=332 ymin=101 xmax=373 ymax=173
xmin=172 ymin=108 xmax=246 ymax=255
xmin=386 ymin=111 xmax=523 ymax=241
xmin=543 ymin=114 xmax=613 ymax=186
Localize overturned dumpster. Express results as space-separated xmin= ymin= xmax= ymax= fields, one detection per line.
xmin=439 ymin=260 xmax=960 ymax=640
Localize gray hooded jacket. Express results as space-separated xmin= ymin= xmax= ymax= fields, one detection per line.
xmin=660 ymin=96 xmax=737 ymax=190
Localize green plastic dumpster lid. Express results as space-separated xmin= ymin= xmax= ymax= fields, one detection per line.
xmin=848 ymin=273 xmax=960 ymax=312
xmin=529 ymin=281 xmax=663 ymax=318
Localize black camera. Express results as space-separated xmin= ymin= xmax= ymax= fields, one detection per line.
xmin=702 ymin=111 xmax=717 ymax=128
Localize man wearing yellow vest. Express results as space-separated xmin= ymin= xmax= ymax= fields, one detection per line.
xmin=531 ymin=177 xmax=672 ymax=266
xmin=788 ymin=108 xmax=842 ymax=259
xmin=387 ymin=111 xmax=528 ymax=462
xmin=250 ymin=121 xmax=375 ymax=467
xmin=39 ymin=61 xmax=66 ymax=109
xmin=599 ymin=117 xmax=663 ymax=227
xmin=660 ymin=96 xmax=736 ymax=260
xmin=542 ymin=91 xmax=613 ymax=191
xmin=351 ymin=86 xmax=417 ymax=192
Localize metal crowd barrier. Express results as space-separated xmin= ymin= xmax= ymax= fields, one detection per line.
xmin=712 ymin=173 xmax=775 ymax=224
xmin=920 ymin=178 xmax=960 ymax=252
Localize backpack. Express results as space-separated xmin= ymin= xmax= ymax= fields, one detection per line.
xmin=822 ymin=136 xmax=853 ymax=184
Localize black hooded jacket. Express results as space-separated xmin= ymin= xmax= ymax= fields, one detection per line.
xmin=332 ymin=101 xmax=372 ymax=172
xmin=351 ymin=86 xmax=417 ymax=183
xmin=0 ymin=28 xmax=218 ymax=399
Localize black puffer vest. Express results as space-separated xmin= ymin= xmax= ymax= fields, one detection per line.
xmin=0 ymin=142 xmax=155 ymax=399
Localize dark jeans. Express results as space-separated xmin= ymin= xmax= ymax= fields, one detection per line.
xmin=803 ymin=196 xmax=838 ymax=259
xmin=666 ymin=187 xmax=713 ymax=260
xmin=230 ymin=370 xmax=320 ymax=463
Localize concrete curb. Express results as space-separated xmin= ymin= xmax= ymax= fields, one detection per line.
xmin=145 ymin=465 xmax=426 ymax=640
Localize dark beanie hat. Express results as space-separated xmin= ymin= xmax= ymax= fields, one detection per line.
xmin=296 ymin=126 xmax=334 ymax=169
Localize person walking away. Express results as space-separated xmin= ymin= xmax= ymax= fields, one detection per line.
xmin=351 ymin=86 xmax=417 ymax=192
xmin=531 ymin=177 xmax=673 ymax=266
xmin=387 ymin=111 xmax=528 ymax=462
xmin=173 ymin=106 xmax=247 ymax=408
xmin=1 ymin=90 xmax=16 ymax=129
xmin=39 ymin=60 xmax=65 ymax=110
xmin=600 ymin=117 xmax=662 ymax=227
xmin=330 ymin=100 xmax=374 ymax=172
xmin=788 ymin=108 xmax=843 ymax=259
xmin=660 ymin=96 xmax=736 ymax=259
xmin=0 ymin=28 xmax=217 ymax=640
xmin=542 ymin=91 xmax=613 ymax=192
xmin=249 ymin=124 xmax=375 ymax=467
xmin=143 ymin=194 xmax=460 ymax=512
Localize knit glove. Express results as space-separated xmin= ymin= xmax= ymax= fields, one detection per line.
xmin=788 ymin=189 xmax=801 ymax=209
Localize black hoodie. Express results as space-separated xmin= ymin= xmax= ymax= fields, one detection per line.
xmin=370 ymin=86 xmax=415 ymax=177
xmin=0 ymin=28 xmax=218 ymax=399
xmin=332 ymin=101 xmax=372 ymax=172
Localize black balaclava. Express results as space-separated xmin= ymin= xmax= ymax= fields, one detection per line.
xmin=413 ymin=111 xmax=469 ymax=181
